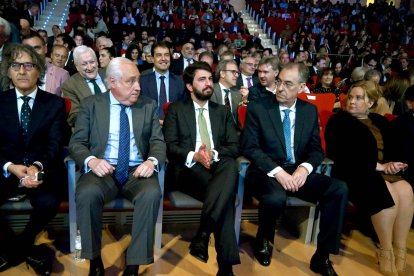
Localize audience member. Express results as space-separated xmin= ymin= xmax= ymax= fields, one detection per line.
xmin=237 ymin=56 xmax=259 ymax=89
xmin=248 ymin=57 xmax=280 ymax=101
xmin=98 ymin=46 xmax=116 ymax=69
xmin=170 ymin=42 xmax=195 ymax=75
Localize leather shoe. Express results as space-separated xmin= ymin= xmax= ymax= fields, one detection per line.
xmin=189 ymin=232 xmax=210 ymax=263
xmin=217 ymin=263 xmax=235 ymax=276
xmin=89 ymin=256 xmax=104 ymax=276
xmin=254 ymin=237 xmax=272 ymax=266
xmin=122 ymin=265 xmax=139 ymax=276
xmin=0 ymin=256 xmax=12 ymax=272
xmin=26 ymin=244 xmax=53 ymax=276
xmin=310 ymin=253 xmax=338 ymax=276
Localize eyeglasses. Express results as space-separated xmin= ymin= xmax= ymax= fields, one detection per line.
xmin=245 ymin=62 xmax=258 ymax=68
xmin=10 ymin=62 xmax=37 ymax=71
xmin=275 ymin=79 xmax=301 ymax=89
xmin=223 ymin=70 xmax=240 ymax=76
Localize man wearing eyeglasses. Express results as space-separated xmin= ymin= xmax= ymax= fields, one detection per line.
xmin=248 ymin=56 xmax=280 ymax=102
xmin=0 ymin=44 xmax=66 ymax=274
xmin=241 ymin=62 xmax=348 ymax=276
xmin=236 ymin=56 xmax=259 ymax=89
xmin=62 ymin=45 xmax=107 ymax=127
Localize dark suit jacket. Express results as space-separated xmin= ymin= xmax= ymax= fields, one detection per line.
xmin=0 ymin=89 xmax=66 ymax=188
xmin=241 ymin=96 xmax=323 ymax=174
xmin=61 ymin=69 xmax=106 ymax=127
xmin=170 ymin=57 xmax=194 ymax=76
xmin=236 ymin=74 xmax=259 ymax=89
xmin=247 ymin=83 xmax=274 ymax=102
xmin=140 ymin=71 xmax=186 ymax=106
xmin=211 ymin=83 xmax=242 ymax=126
xmin=68 ymin=92 xmax=166 ymax=170
xmin=163 ymin=99 xmax=239 ymax=186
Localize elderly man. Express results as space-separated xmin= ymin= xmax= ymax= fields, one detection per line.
xmin=22 ymin=32 xmax=69 ymax=97
xmin=241 ymin=62 xmax=348 ymax=275
xmin=170 ymin=42 xmax=195 ymax=75
xmin=50 ymin=45 xmax=69 ymax=69
xmin=163 ymin=62 xmax=240 ymax=276
xmin=62 ymin=45 xmax=106 ymax=127
xmin=0 ymin=44 xmax=66 ymax=274
xmin=69 ymin=57 xmax=165 ymax=276
xmin=236 ymin=56 xmax=259 ymax=89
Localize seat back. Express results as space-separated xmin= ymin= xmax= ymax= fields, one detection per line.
xmin=238 ymin=105 xmax=248 ymax=129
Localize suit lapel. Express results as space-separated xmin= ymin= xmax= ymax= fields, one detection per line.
xmin=4 ymin=90 xmax=23 ymax=142
xmin=168 ymin=74 xmax=175 ymax=102
xmin=132 ymin=98 xmax=145 ymax=153
xmin=183 ymin=100 xmax=197 ymax=147
xmin=150 ymin=74 xmax=158 ymax=103
xmin=25 ymin=90 xmax=47 ymax=144
xmin=294 ymin=101 xmax=305 ymax=154
xmin=212 ymin=83 xmax=223 ymax=104
xmin=268 ymin=101 xmax=286 ymax=148
xmin=95 ymin=93 xmax=110 ymax=153
xmin=208 ymin=102 xmax=220 ymax=146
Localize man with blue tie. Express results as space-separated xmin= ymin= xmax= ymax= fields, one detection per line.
xmin=241 ymin=63 xmax=348 ymax=276
xmin=69 ymin=57 xmax=166 ymax=276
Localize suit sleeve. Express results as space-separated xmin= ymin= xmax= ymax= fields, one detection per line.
xmin=147 ymin=100 xmax=167 ymax=164
xmin=62 ymin=78 xmax=79 ymax=127
xmin=214 ymin=107 xmax=239 ymax=158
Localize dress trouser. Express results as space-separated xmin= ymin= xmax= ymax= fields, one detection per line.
xmin=177 ymin=157 xmax=241 ymax=265
xmin=246 ymin=166 xmax=348 ymax=254
xmin=76 ymin=169 xmax=161 ymax=265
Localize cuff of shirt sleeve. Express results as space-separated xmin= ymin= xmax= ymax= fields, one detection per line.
xmin=147 ymin=157 xmax=159 ymax=172
xmin=299 ymin=162 xmax=313 ymax=174
xmin=3 ymin=162 xmax=13 ymax=178
xmin=84 ymin=156 xmax=97 ymax=173
xmin=211 ymin=150 xmax=220 ymax=162
xmin=185 ymin=151 xmax=196 ymax=168
xmin=267 ymin=166 xmax=283 ymax=177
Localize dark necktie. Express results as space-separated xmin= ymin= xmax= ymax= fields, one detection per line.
xmin=115 ymin=105 xmax=130 ymax=185
xmin=21 ymin=96 xmax=32 ymax=139
xmin=159 ymin=76 xmax=167 ymax=119
xmin=90 ymin=79 xmax=101 ymax=94
xmin=283 ymin=109 xmax=293 ymax=163
xmin=246 ymin=77 xmax=253 ymax=88
xmin=223 ymin=89 xmax=230 ymax=107
xmin=198 ymin=108 xmax=211 ymax=150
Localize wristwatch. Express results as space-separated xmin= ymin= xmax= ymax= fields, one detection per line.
xmin=147 ymin=157 xmax=158 ymax=167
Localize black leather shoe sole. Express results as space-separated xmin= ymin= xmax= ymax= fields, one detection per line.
xmin=189 ymin=244 xmax=209 ymax=263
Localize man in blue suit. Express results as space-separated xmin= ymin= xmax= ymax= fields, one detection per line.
xmin=140 ymin=41 xmax=185 ymax=122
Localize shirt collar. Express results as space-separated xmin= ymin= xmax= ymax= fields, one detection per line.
xmin=219 ymin=82 xmax=230 ymax=92
xmin=279 ymin=101 xmax=297 ymax=113
xmin=109 ymin=91 xmax=122 ymax=106
xmin=155 ymin=70 xmax=169 ymax=79
xmin=15 ymin=88 xmax=38 ymax=99
xmin=193 ymin=100 xmax=209 ymax=111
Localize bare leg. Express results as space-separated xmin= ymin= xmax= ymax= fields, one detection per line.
xmin=391 ymin=180 xmax=414 ymax=248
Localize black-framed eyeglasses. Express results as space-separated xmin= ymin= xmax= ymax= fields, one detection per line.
xmin=275 ymin=79 xmax=301 ymax=89
xmin=223 ymin=70 xmax=240 ymax=76
xmin=10 ymin=62 xmax=37 ymax=71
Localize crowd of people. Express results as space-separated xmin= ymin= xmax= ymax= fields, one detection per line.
xmin=0 ymin=0 xmax=413 ymax=275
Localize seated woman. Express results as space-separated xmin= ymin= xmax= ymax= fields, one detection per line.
xmin=98 ymin=46 xmax=116 ymax=69
xmin=325 ymin=81 xmax=414 ymax=275
xmin=125 ymin=43 xmax=142 ymax=67
xmin=311 ymin=68 xmax=342 ymax=109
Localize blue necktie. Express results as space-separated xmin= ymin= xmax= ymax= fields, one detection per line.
xmin=283 ymin=109 xmax=292 ymax=163
xmin=115 ymin=105 xmax=130 ymax=185
xmin=21 ymin=96 xmax=32 ymax=139
xmin=159 ymin=76 xmax=167 ymax=119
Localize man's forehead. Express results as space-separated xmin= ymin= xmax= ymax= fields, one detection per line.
xmin=195 ymin=69 xmax=211 ymax=78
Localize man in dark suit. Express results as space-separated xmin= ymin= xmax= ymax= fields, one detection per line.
xmin=140 ymin=41 xmax=185 ymax=121
xmin=248 ymin=56 xmax=279 ymax=102
xmin=170 ymin=42 xmax=195 ymax=75
xmin=163 ymin=62 xmax=240 ymax=276
xmin=236 ymin=56 xmax=259 ymax=89
xmin=246 ymin=32 xmax=262 ymax=49
xmin=62 ymin=45 xmax=107 ymax=127
xmin=211 ymin=59 xmax=245 ymax=127
xmin=0 ymin=44 xmax=66 ymax=274
xmin=47 ymin=25 xmax=61 ymax=54
xmin=69 ymin=57 xmax=166 ymax=276
xmin=21 ymin=3 xmax=39 ymax=27
xmin=241 ymin=63 xmax=348 ymax=275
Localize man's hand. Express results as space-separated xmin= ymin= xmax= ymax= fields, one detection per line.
xmin=8 ymin=164 xmax=43 ymax=188
xmin=239 ymin=86 xmax=249 ymax=101
xmin=292 ymin=166 xmax=309 ymax=188
xmin=133 ymin=160 xmax=154 ymax=178
xmin=275 ymin=170 xmax=300 ymax=192
xmin=88 ymin=158 xmax=115 ymax=177
xmin=8 ymin=164 xmax=28 ymax=179
xmin=193 ymin=144 xmax=211 ymax=169
xmin=382 ymin=162 xmax=408 ymax=175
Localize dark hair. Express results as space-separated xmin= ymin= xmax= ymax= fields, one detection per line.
xmin=151 ymin=41 xmax=171 ymax=57
xmin=316 ymin=67 xmax=335 ymax=88
xmin=405 ymin=85 xmax=414 ymax=101
xmin=23 ymin=31 xmax=45 ymax=45
xmin=57 ymin=33 xmax=75 ymax=50
xmin=215 ymin=59 xmax=237 ymax=80
xmin=183 ymin=61 xmax=212 ymax=87
xmin=281 ymin=62 xmax=309 ymax=83
xmin=125 ymin=43 xmax=140 ymax=61
xmin=101 ymin=46 xmax=117 ymax=58
xmin=199 ymin=51 xmax=213 ymax=61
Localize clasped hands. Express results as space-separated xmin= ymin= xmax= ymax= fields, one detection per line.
xmin=275 ymin=166 xmax=309 ymax=192
xmin=193 ymin=144 xmax=213 ymax=169
xmin=377 ymin=162 xmax=408 ymax=175
xmin=88 ymin=158 xmax=155 ymax=178
xmin=8 ymin=164 xmax=43 ymax=188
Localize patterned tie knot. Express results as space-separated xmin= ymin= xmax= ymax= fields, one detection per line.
xmin=283 ymin=109 xmax=291 ymax=118
xmin=21 ymin=96 xmax=30 ymax=104
xmin=224 ymin=89 xmax=230 ymax=94
xmin=120 ymin=104 xmax=127 ymax=111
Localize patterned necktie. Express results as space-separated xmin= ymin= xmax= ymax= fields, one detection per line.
xmin=115 ymin=105 xmax=130 ymax=185
xmin=159 ymin=76 xmax=167 ymax=119
xmin=223 ymin=89 xmax=230 ymax=107
xmin=283 ymin=109 xmax=293 ymax=163
xmin=90 ymin=79 xmax=101 ymax=94
xmin=247 ymin=77 xmax=253 ymax=88
xmin=198 ymin=108 xmax=211 ymax=150
xmin=21 ymin=96 xmax=32 ymax=138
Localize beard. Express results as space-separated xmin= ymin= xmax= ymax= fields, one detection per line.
xmin=193 ymin=86 xmax=213 ymax=101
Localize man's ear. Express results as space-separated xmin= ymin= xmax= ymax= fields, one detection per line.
xmin=186 ymin=83 xmax=193 ymax=93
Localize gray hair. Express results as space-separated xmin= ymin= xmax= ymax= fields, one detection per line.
xmin=215 ymin=59 xmax=238 ymax=80
xmin=0 ymin=17 xmax=11 ymax=37
xmin=280 ymin=62 xmax=309 ymax=83
xmin=258 ymin=56 xmax=280 ymax=72
xmin=73 ymin=45 xmax=97 ymax=65
xmin=105 ymin=57 xmax=135 ymax=87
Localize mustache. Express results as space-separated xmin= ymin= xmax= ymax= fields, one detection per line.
xmin=203 ymin=86 xmax=213 ymax=92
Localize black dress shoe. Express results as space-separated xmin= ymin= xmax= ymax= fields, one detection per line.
xmin=122 ymin=264 xmax=139 ymax=276
xmin=217 ymin=263 xmax=235 ymax=276
xmin=253 ymin=237 xmax=272 ymax=267
xmin=310 ymin=253 xmax=338 ymax=276
xmin=189 ymin=232 xmax=210 ymax=263
xmin=0 ymin=256 xmax=12 ymax=272
xmin=89 ymin=256 xmax=104 ymax=276
xmin=26 ymin=244 xmax=53 ymax=276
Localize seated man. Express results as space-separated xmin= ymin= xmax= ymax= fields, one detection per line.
xmin=241 ymin=62 xmax=348 ymax=275
xmin=69 ymin=57 xmax=166 ymax=276
xmin=163 ymin=62 xmax=240 ymax=276
xmin=0 ymin=44 xmax=66 ymax=274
